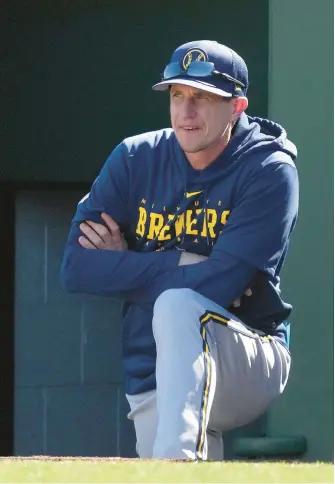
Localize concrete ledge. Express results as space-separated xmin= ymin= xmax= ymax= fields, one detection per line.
xmin=233 ymin=436 xmax=307 ymax=459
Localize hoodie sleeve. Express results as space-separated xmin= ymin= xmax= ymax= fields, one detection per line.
xmin=129 ymin=157 xmax=299 ymax=307
xmin=60 ymin=142 xmax=180 ymax=296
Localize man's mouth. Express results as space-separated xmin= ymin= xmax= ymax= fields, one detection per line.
xmin=180 ymin=126 xmax=200 ymax=131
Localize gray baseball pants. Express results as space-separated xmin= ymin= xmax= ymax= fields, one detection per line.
xmin=126 ymin=288 xmax=291 ymax=460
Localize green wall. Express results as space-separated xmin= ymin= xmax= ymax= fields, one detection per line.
xmin=268 ymin=0 xmax=334 ymax=461
xmin=1 ymin=0 xmax=268 ymax=183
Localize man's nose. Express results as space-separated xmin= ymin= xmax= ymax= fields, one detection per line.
xmin=181 ymin=98 xmax=196 ymax=118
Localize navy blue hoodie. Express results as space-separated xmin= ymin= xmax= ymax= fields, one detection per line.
xmin=60 ymin=112 xmax=299 ymax=395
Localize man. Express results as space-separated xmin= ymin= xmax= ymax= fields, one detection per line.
xmin=60 ymin=40 xmax=299 ymax=461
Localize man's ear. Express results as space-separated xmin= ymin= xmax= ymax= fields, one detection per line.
xmin=233 ymin=97 xmax=248 ymax=115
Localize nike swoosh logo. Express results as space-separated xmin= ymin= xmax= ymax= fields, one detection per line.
xmin=185 ymin=190 xmax=203 ymax=198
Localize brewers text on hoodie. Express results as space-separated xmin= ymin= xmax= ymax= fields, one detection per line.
xmin=60 ymin=112 xmax=299 ymax=396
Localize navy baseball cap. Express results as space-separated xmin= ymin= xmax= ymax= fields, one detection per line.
xmin=152 ymin=40 xmax=248 ymax=98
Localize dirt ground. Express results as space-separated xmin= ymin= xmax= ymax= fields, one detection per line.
xmin=0 ymin=456 xmax=187 ymax=462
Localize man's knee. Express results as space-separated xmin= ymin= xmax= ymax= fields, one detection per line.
xmin=153 ymin=288 xmax=198 ymax=334
xmin=154 ymin=288 xmax=196 ymax=314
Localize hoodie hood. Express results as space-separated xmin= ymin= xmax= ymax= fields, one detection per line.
xmin=174 ymin=112 xmax=298 ymax=186
xmin=239 ymin=113 xmax=297 ymax=160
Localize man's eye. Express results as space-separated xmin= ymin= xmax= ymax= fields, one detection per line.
xmin=194 ymin=94 xmax=209 ymax=101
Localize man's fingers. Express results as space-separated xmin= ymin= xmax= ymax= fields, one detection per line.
xmin=80 ymin=222 xmax=103 ymax=247
xmin=86 ymin=220 xmax=110 ymax=242
xmin=232 ymin=298 xmax=241 ymax=307
xmin=232 ymin=288 xmax=252 ymax=308
xmin=101 ymin=212 xmax=121 ymax=237
xmin=79 ymin=235 xmax=96 ymax=249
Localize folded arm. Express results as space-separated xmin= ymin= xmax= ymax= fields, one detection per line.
xmin=61 ymin=156 xmax=298 ymax=309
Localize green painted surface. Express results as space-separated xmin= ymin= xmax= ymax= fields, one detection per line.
xmin=1 ymin=0 xmax=268 ymax=182
xmin=268 ymin=0 xmax=334 ymax=462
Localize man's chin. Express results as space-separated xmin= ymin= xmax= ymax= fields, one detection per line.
xmin=178 ymin=141 xmax=206 ymax=154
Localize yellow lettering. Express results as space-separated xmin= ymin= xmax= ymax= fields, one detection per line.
xmin=148 ymin=212 xmax=164 ymax=239
xmin=174 ymin=213 xmax=185 ymax=236
xmin=207 ymin=209 xmax=218 ymax=238
xmin=201 ymin=214 xmax=207 ymax=236
xmin=201 ymin=209 xmax=217 ymax=238
xmin=221 ymin=210 xmax=231 ymax=225
xmin=158 ymin=215 xmax=173 ymax=241
xmin=136 ymin=207 xmax=147 ymax=236
xmin=185 ymin=209 xmax=198 ymax=235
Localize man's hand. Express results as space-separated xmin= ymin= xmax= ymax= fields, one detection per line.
xmin=232 ymin=287 xmax=252 ymax=307
xmin=79 ymin=212 xmax=127 ymax=251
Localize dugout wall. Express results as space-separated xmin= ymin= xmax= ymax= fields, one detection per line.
xmin=267 ymin=0 xmax=334 ymax=462
xmin=0 ymin=0 xmax=332 ymax=461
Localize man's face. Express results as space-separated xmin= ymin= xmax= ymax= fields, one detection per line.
xmin=170 ymin=84 xmax=235 ymax=154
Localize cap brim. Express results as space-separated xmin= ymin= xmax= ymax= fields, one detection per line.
xmin=152 ymin=78 xmax=232 ymax=98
